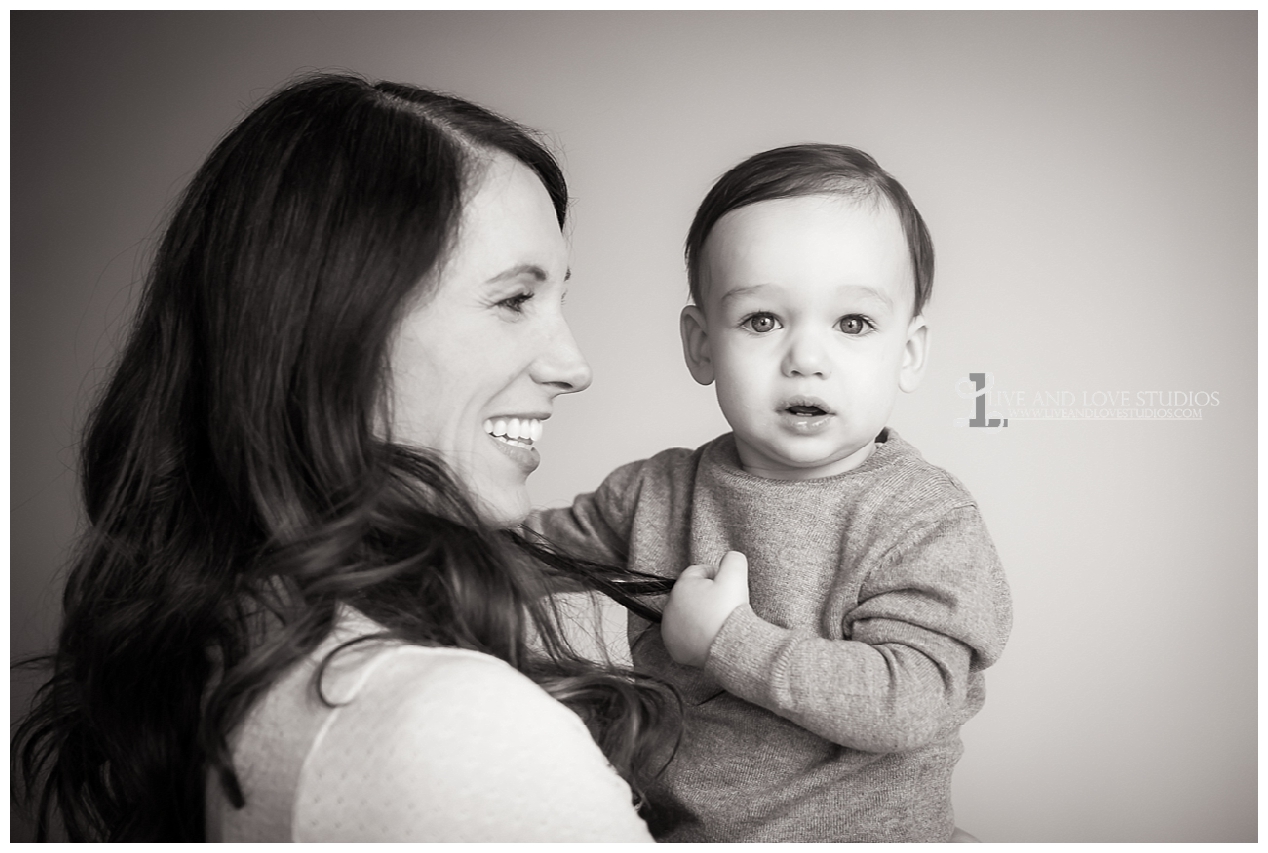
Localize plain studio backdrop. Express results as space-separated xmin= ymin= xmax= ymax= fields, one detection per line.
xmin=10 ymin=11 xmax=1256 ymax=843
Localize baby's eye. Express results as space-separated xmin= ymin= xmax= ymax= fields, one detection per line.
xmin=741 ymin=313 xmax=781 ymax=334
xmin=838 ymin=315 xmax=873 ymax=335
xmin=497 ymin=291 xmax=534 ymax=314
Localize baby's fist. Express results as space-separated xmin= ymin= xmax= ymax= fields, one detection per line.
xmin=661 ymin=551 xmax=750 ymax=668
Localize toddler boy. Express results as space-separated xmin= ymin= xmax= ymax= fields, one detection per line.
xmin=535 ymin=144 xmax=1012 ymax=842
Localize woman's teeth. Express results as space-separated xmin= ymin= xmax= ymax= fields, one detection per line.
xmin=483 ymin=417 xmax=543 ymax=448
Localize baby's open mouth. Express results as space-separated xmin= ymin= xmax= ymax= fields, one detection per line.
xmin=786 ymin=405 xmax=828 ymax=417
xmin=782 ymin=398 xmax=833 ymax=418
xmin=484 ymin=417 xmax=542 ymax=449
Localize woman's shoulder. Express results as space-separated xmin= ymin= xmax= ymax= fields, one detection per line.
xmin=310 ymin=607 xmax=581 ymax=735
xmin=290 ymin=614 xmax=651 ymax=842
xmin=212 ymin=610 xmax=650 ymax=842
xmin=318 ymin=640 xmax=564 ymax=733
xmin=317 ymin=627 xmax=522 ymax=705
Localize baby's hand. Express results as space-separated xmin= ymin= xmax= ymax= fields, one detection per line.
xmin=661 ymin=551 xmax=750 ymax=668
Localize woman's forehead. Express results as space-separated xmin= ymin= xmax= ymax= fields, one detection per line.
xmin=447 ymin=156 xmax=569 ymax=287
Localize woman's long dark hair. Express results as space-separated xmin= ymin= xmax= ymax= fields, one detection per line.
xmin=12 ymin=74 xmax=677 ymax=841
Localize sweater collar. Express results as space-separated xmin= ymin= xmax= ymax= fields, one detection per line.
xmin=706 ymin=427 xmax=909 ymax=488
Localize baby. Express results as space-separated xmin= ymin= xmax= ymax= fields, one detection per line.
xmin=535 ymin=144 xmax=1012 ymax=842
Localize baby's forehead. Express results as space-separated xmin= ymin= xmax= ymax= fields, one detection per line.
xmin=700 ymin=194 xmax=916 ymax=311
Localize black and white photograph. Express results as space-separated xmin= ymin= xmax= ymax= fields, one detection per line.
xmin=11 ymin=11 xmax=1256 ymax=843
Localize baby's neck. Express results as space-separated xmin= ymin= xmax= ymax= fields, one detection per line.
xmin=737 ymin=440 xmax=875 ymax=481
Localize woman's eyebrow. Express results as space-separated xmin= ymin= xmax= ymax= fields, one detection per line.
xmin=486 ymin=264 xmax=571 ymax=284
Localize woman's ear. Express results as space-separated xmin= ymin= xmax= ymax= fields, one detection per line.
xmin=680 ymin=305 xmax=715 ymax=386
xmin=898 ymin=314 xmax=930 ymax=393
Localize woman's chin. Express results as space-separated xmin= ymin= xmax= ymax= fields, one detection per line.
xmin=473 ymin=486 xmax=532 ymax=529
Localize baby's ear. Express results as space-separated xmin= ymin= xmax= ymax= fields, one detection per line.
xmin=680 ymin=305 xmax=715 ymax=386
xmin=898 ymin=315 xmax=930 ymax=393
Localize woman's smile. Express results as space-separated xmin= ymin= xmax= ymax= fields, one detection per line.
xmin=483 ymin=415 xmax=546 ymax=448
xmin=483 ymin=415 xmax=549 ymax=473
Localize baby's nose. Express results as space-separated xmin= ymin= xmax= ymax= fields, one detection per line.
xmin=782 ymin=333 xmax=831 ymax=378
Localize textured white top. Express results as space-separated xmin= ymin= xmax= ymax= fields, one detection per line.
xmin=206 ymin=609 xmax=653 ymax=842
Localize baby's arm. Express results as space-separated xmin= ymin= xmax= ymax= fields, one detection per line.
xmin=527 ymin=459 xmax=648 ymax=568
xmin=665 ymin=506 xmax=1011 ymax=753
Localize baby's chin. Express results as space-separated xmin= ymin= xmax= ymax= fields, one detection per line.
xmin=736 ymin=437 xmax=874 ymax=481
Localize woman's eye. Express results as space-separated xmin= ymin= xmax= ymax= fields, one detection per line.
xmin=838 ymin=315 xmax=871 ymax=335
xmin=498 ymin=292 xmax=534 ymax=314
xmin=742 ymin=313 xmax=780 ymax=333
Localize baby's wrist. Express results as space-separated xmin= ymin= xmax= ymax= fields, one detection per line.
xmin=701 ymin=603 xmax=751 ymax=664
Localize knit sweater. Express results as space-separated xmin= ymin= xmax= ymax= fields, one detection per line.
xmin=534 ymin=428 xmax=1012 ymax=842
xmin=206 ymin=608 xmax=652 ymax=842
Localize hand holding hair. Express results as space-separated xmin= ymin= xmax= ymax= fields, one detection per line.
xmin=661 ymin=550 xmax=750 ymax=668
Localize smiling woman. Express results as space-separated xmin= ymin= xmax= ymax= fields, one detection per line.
xmin=387 ymin=155 xmax=592 ymax=525
xmin=11 ymin=74 xmax=676 ymax=842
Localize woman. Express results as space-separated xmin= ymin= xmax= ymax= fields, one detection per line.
xmin=13 ymin=74 xmax=677 ymax=842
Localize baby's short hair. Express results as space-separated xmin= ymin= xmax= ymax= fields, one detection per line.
xmin=684 ymin=144 xmax=934 ymax=316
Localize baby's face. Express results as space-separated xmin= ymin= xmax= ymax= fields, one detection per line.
xmin=685 ymin=194 xmax=927 ymax=480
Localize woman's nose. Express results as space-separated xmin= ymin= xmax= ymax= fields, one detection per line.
xmin=533 ymin=319 xmax=593 ymax=394
xmin=782 ymin=330 xmax=831 ymax=379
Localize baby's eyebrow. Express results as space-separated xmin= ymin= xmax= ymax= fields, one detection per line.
xmin=720 ymin=284 xmax=770 ymax=304
xmin=838 ymin=285 xmax=893 ymax=308
xmin=720 ymin=283 xmax=895 ymax=309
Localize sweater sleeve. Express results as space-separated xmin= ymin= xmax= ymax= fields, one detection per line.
xmin=703 ymin=504 xmax=1012 ymax=753
xmin=528 ymin=458 xmax=649 ymax=566
xmin=293 ymin=647 xmax=653 ymax=842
